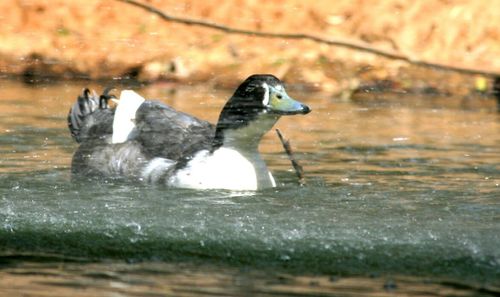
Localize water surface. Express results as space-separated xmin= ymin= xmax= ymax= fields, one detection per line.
xmin=0 ymin=79 xmax=499 ymax=296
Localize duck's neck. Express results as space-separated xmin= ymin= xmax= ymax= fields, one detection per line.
xmin=213 ymin=113 xmax=280 ymax=152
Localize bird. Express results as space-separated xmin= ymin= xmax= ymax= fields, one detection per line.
xmin=68 ymin=74 xmax=311 ymax=190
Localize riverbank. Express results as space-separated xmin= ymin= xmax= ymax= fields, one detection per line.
xmin=0 ymin=0 xmax=499 ymax=96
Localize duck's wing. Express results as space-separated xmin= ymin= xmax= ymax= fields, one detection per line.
xmin=135 ymin=100 xmax=215 ymax=162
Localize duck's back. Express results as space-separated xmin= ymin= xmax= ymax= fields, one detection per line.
xmin=71 ymin=99 xmax=215 ymax=180
xmin=135 ymin=101 xmax=215 ymax=162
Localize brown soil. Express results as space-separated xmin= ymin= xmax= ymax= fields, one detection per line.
xmin=0 ymin=0 xmax=499 ymax=95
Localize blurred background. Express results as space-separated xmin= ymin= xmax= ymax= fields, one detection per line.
xmin=1 ymin=0 xmax=499 ymax=96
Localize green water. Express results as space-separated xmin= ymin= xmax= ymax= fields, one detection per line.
xmin=0 ymin=80 xmax=499 ymax=296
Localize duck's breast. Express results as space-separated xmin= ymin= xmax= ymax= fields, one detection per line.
xmin=168 ymin=148 xmax=275 ymax=190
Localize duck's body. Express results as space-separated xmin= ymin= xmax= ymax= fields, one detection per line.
xmin=68 ymin=75 xmax=310 ymax=190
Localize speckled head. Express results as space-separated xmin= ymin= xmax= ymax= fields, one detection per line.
xmin=212 ymin=74 xmax=310 ymax=149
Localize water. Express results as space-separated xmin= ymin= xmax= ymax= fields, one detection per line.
xmin=0 ymin=79 xmax=499 ymax=296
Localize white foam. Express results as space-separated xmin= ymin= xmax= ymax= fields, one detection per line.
xmin=112 ymin=90 xmax=146 ymax=144
xmin=141 ymin=157 xmax=175 ymax=183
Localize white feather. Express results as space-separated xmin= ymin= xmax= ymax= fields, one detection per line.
xmin=168 ymin=147 xmax=275 ymax=190
xmin=262 ymin=82 xmax=270 ymax=106
xmin=112 ymin=90 xmax=145 ymax=144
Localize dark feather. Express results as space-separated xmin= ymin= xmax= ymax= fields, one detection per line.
xmin=67 ymin=88 xmax=99 ymax=142
xmin=135 ymin=101 xmax=215 ymax=163
xmin=72 ymin=140 xmax=149 ymax=179
xmin=78 ymin=109 xmax=114 ymax=142
xmin=68 ymin=88 xmax=114 ymax=143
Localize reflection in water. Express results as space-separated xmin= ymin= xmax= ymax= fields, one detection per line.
xmin=0 ymin=258 xmax=498 ymax=297
xmin=0 ymin=79 xmax=499 ymax=296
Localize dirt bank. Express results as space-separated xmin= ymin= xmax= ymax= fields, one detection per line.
xmin=0 ymin=0 xmax=499 ymax=95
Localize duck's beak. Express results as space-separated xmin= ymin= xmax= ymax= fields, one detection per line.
xmin=266 ymin=86 xmax=311 ymax=115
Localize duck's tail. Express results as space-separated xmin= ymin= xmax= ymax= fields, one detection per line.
xmin=67 ymin=87 xmax=115 ymax=143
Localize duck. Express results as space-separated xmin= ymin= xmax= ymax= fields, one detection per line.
xmin=68 ymin=74 xmax=311 ymax=190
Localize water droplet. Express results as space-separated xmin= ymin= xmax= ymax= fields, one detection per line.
xmin=280 ymin=254 xmax=290 ymax=261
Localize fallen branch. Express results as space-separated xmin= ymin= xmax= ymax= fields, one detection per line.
xmin=276 ymin=129 xmax=306 ymax=187
xmin=117 ymin=0 xmax=500 ymax=78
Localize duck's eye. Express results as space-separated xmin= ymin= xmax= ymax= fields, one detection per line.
xmin=276 ymin=94 xmax=283 ymax=100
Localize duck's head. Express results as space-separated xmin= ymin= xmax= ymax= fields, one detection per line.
xmin=213 ymin=74 xmax=310 ymax=149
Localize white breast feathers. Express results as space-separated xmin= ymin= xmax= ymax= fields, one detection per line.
xmin=168 ymin=147 xmax=276 ymax=190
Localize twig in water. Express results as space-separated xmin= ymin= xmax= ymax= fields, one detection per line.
xmin=276 ymin=129 xmax=306 ymax=186
xmin=117 ymin=0 xmax=500 ymax=78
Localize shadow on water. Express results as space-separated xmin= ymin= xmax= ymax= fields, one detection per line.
xmin=0 ymin=79 xmax=499 ymax=296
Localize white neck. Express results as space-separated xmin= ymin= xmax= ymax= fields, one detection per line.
xmin=221 ymin=113 xmax=279 ymax=151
